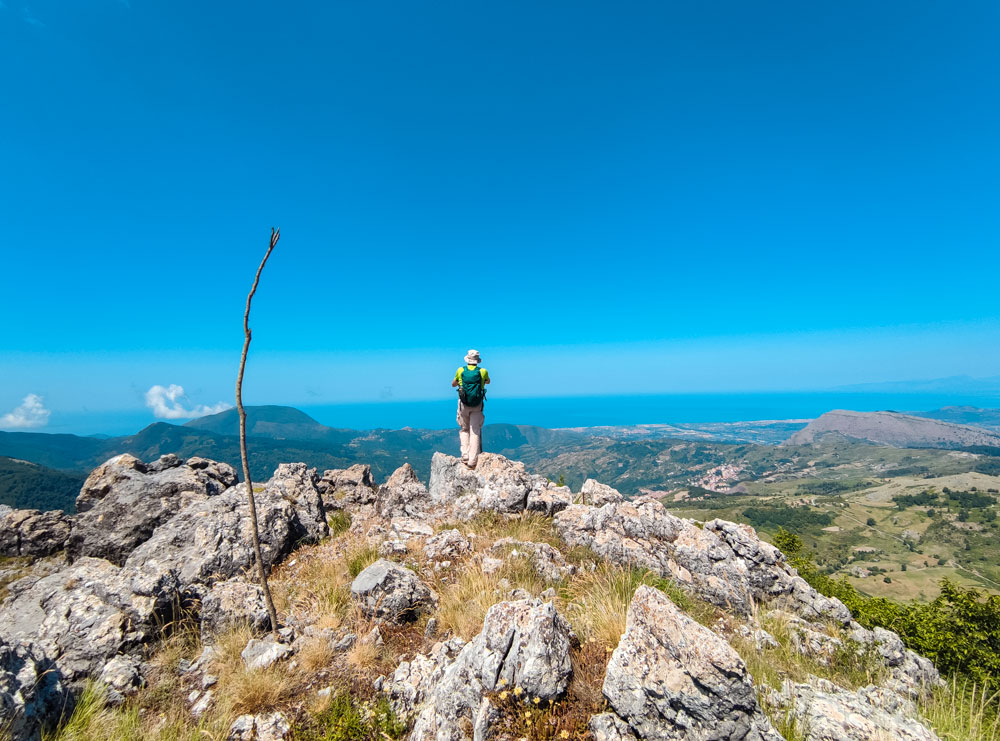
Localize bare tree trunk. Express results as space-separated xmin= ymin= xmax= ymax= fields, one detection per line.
xmin=236 ymin=227 xmax=281 ymax=636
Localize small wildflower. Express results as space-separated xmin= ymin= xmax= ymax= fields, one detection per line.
xmin=524 ymin=711 xmax=531 ymax=720
xmin=513 ymin=686 xmax=524 ymax=697
xmin=498 ymin=690 xmax=509 ymax=700
xmin=497 ymin=677 xmax=508 ymax=687
xmin=560 ymin=732 xmax=570 ymax=739
xmin=533 ymin=696 xmax=541 ymax=705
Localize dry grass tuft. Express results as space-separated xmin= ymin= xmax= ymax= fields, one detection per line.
xmin=920 ymin=675 xmax=1000 ymax=741
xmin=432 ymin=561 xmax=506 ymax=639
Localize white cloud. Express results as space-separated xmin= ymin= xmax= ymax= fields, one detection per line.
xmin=0 ymin=394 xmax=51 ymax=429
xmin=144 ymin=384 xmax=231 ymax=420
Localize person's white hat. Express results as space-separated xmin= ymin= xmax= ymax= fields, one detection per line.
xmin=464 ymin=349 xmax=481 ymax=365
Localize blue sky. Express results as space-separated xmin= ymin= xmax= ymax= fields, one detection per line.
xmin=2 ymin=1 xmax=999 ymax=430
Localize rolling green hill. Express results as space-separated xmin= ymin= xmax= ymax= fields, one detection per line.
xmin=0 ymin=457 xmax=86 ymax=512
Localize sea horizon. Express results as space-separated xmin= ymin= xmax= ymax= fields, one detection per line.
xmin=23 ymin=390 xmax=1000 ymax=438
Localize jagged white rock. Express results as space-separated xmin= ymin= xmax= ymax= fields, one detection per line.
xmin=602 ymin=585 xmax=782 ymax=741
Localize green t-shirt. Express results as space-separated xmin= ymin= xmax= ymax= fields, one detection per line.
xmin=454 ymin=365 xmax=489 ymax=385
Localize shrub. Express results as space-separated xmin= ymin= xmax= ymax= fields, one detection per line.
xmin=774 ymin=528 xmax=1000 ymax=682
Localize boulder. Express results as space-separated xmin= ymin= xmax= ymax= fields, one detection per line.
xmin=241 ymin=637 xmax=292 ymax=671
xmin=68 ymin=454 xmax=238 ymax=565
xmin=375 ymin=464 xmax=432 ymax=519
xmin=388 ymin=598 xmax=574 ymax=740
xmin=0 ymin=507 xmax=72 ymax=557
xmin=0 ymin=557 xmax=177 ymax=684
xmin=429 ymin=452 xmax=533 ymax=517
xmin=590 ymin=713 xmax=639 ymax=741
xmin=98 ymin=654 xmax=145 ymax=706
xmin=849 ymin=623 xmax=941 ymax=698
xmin=580 ymin=479 xmax=624 ymax=506
xmin=602 ymin=586 xmax=780 ymax=740
xmin=227 ymin=711 xmax=292 ymax=740
xmin=525 ymin=478 xmax=573 ymax=516
xmin=263 ymin=463 xmax=328 ymax=543
xmin=424 ymin=529 xmax=473 ymax=562
xmin=122 ymin=477 xmax=324 ymax=594
xmin=350 ymin=559 xmax=432 ymax=622
xmin=773 ymin=678 xmax=941 ymax=741
xmin=0 ymin=637 xmax=69 ymax=741
xmin=200 ymin=578 xmax=271 ymax=642
xmin=553 ymin=500 xmax=850 ymax=621
xmin=317 ymin=464 xmax=377 ymax=509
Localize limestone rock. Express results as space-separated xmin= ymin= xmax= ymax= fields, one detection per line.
xmin=200 ymin=578 xmax=271 ymax=642
xmin=774 ymin=678 xmax=941 ymax=740
xmin=424 ymin=529 xmax=472 ymax=562
xmin=554 ymin=500 xmax=849 ymax=621
xmin=263 ymin=463 xmax=328 ymax=543
xmin=0 ymin=556 xmax=177 ymax=684
xmin=399 ymin=598 xmax=574 ymax=740
xmin=0 ymin=637 xmax=69 ymax=741
xmin=849 ymin=623 xmax=941 ymax=697
xmin=590 ymin=713 xmax=639 ymax=741
xmin=68 ymin=454 xmax=237 ymax=565
xmin=350 ymin=559 xmax=432 ymax=622
xmin=580 ymin=478 xmax=624 ymax=506
xmin=491 ymin=538 xmax=576 ymax=583
xmin=99 ymin=654 xmax=145 ymax=706
xmin=429 ymin=452 xmax=533 ymax=518
xmin=0 ymin=508 xmax=72 ymax=557
xmin=603 ymin=586 xmax=780 ymax=740
xmin=241 ymin=637 xmax=292 ymax=671
xmin=376 ymin=463 xmax=432 ymax=519
xmin=384 ymin=637 xmax=467 ymax=721
xmin=526 ymin=478 xmax=573 ymax=516
xmin=227 ymin=711 xmax=292 ymax=740
xmin=122 ymin=478 xmax=323 ymax=593
xmin=317 ymin=464 xmax=377 ymax=509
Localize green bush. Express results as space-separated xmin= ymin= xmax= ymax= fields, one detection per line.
xmin=302 ymin=693 xmax=407 ymax=741
xmin=772 ymin=528 xmax=1000 ymax=683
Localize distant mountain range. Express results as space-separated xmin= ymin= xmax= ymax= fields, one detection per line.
xmin=836 ymin=374 xmax=1000 ymax=395
xmin=786 ymin=409 xmax=1000 ymax=448
xmin=4 ymin=404 xmax=1000 ymax=512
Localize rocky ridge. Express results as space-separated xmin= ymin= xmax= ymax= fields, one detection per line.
xmin=0 ymin=450 xmax=944 ymax=740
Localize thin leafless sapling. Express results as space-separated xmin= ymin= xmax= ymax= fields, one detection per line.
xmin=235 ymin=227 xmax=281 ymax=635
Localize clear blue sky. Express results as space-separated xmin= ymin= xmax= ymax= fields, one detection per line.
xmin=2 ymin=1 xmax=999 ymax=429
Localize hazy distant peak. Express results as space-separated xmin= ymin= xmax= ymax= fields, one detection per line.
xmin=785 ymin=409 xmax=1000 ymax=448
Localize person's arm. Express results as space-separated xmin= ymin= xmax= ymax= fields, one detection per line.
xmin=482 ymin=368 xmax=491 ymax=384
xmin=451 ymin=368 xmax=461 ymax=387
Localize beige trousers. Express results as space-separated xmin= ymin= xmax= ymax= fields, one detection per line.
xmin=457 ymin=401 xmax=484 ymax=466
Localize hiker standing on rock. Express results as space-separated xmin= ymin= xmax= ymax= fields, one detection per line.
xmin=451 ymin=349 xmax=490 ymax=469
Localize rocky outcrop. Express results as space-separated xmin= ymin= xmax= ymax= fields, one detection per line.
xmin=0 ymin=556 xmax=178 ymax=684
xmin=579 ymin=478 xmax=624 ymax=506
xmin=772 ymin=678 xmax=940 ymax=740
xmin=429 ymin=453 xmax=534 ymax=518
xmin=227 ymin=711 xmax=292 ymax=740
xmin=849 ymin=623 xmax=941 ymax=697
xmin=263 ymin=463 xmax=328 ymax=543
xmin=376 ymin=464 xmax=432 ymax=519
xmin=386 ymin=598 xmax=574 ymax=739
xmin=424 ymin=529 xmax=472 ymax=562
xmin=490 ymin=538 xmax=576 ymax=583
xmin=602 ymin=586 xmax=781 ymax=740
xmin=123 ymin=476 xmax=326 ymax=594
xmin=0 ymin=637 xmax=69 ymax=741
xmin=0 ymin=506 xmax=72 ymax=557
xmin=68 ymin=454 xmax=237 ymax=565
xmin=317 ymin=464 xmax=377 ymax=510
xmin=98 ymin=654 xmax=145 ymax=706
xmin=351 ymin=559 xmax=433 ymax=622
xmin=200 ymin=578 xmax=271 ymax=642
xmin=554 ymin=499 xmax=850 ymax=621
xmin=525 ymin=479 xmax=573 ymax=516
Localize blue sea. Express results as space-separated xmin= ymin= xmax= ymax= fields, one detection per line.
xmin=300 ymin=391 xmax=1000 ymax=431
xmin=42 ymin=391 xmax=1000 ymax=437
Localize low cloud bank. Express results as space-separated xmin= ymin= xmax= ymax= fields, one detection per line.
xmin=0 ymin=394 xmax=51 ymax=429
xmin=144 ymin=384 xmax=231 ymax=420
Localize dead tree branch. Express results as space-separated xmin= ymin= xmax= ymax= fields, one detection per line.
xmin=236 ymin=227 xmax=281 ymax=636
